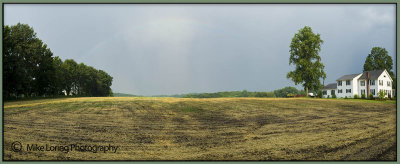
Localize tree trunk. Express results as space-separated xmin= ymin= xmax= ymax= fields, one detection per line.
xmin=66 ymin=87 xmax=71 ymax=96
xmin=306 ymin=87 xmax=308 ymax=97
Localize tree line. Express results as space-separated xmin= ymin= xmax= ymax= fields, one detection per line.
xmin=180 ymin=87 xmax=304 ymax=98
xmin=4 ymin=23 xmax=113 ymax=99
xmin=182 ymin=90 xmax=274 ymax=98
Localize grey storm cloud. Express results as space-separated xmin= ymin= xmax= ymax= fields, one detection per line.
xmin=4 ymin=4 xmax=396 ymax=96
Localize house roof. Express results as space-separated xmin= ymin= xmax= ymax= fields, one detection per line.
xmin=358 ymin=70 xmax=385 ymax=80
xmin=323 ymin=83 xmax=337 ymax=90
xmin=336 ymin=73 xmax=361 ymax=81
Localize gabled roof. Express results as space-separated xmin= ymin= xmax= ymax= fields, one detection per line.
xmin=358 ymin=70 xmax=385 ymax=80
xmin=336 ymin=73 xmax=361 ymax=81
xmin=323 ymin=83 xmax=337 ymax=90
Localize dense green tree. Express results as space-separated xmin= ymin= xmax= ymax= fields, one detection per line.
xmin=77 ymin=63 xmax=89 ymax=95
xmin=3 ymin=23 xmax=55 ymax=98
xmin=52 ymin=56 xmax=66 ymax=95
xmin=34 ymin=44 xmax=56 ymax=96
xmin=363 ymin=47 xmax=393 ymax=74
xmin=96 ymin=70 xmax=113 ymax=96
xmin=4 ymin=24 xmax=30 ymax=98
xmin=287 ymin=26 xmax=326 ymax=96
xmin=60 ymin=60 xmax=113 ymax=97
xmin=62 ymin=59 xmax=78 ymax=96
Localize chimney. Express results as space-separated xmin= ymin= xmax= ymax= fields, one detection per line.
xmin=366 ymin=72 xmax=370 ymax=99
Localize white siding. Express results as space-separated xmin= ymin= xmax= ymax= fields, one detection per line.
xmin=322 ymin=89 xmax=335 ymax=98
xmin=358 ymin=79 xmax=378 ymax=97
xmin=352 ymin=76 xmax=360 ymax=97
xmin=336 ymin=74 xmax=362 ymax=98
xmin=357 ymin=70 xmax=393 ymax=98
xmin=357 ymin=79 xmax=367 ymax=97
xmin=376 ymin=70 xmax=393 ymax=98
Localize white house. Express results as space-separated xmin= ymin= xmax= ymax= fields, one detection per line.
xmin=322 ymin=69 xmax=394 ymax=98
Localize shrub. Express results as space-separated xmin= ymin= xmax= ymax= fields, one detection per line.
xmin=378 ymin=90 xmax=385 ymax=100
xmin=317 ymin=90 xmax=323 ymax=98
xmin=286 ymin=93 xmax=295 ymax=97
xmin=361 ymin=93 xmax=366 ymax=99
xmin=255 ymin=92 xmax=274 ymax=97
xmin=344 ymin=96 xmax=348 ymax=99
xmin=369 ymin=94 xmax=374 ymax=100
xmin=353 ymin=94 xmax=358 ymax=99
xmin=274 ymin=86 xmax=300 ymax=97
xmin=327 ymin=95 xmax=330 ymax=98
xmin=332 ymin=94 xmax=336 ymax=99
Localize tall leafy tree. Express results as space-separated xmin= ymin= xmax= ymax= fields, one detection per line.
xmin=34 ymin=43 xmax=55 ymax=96
xmin=287 ymin=26 xmax=326 ymax=96
xmin=363 ymin=47 xmax=394 ymax=75
xmin=96 ymin=70 xmax=113 ymax=96
xmin=62 ymin=59 xmax=78 ymax=95
xmin=4 ymin=24 xmax=33 ymax=98
xmin=3 ymin=23 xmax=55 ymax=98
xmin=52 ymin=56 xmax=66 ymax=95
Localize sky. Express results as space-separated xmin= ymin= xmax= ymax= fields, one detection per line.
xmin=4 ymin=4 xmax=396 ymax=96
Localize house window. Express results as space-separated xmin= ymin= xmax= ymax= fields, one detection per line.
xmin=346 ymin=80 xmax=351 ymax=85
xmin=379 ymin=80 xmax=383 ymax=86
xmin=346 ymin=89 xmax=351 ymax=93
xmin=370 ymin=89 xmax=375 ymax=95
xmin=338 ymin=81 xmax=342 ymax=86
xmin=338 ymin=89 xmax=343 ymax=93
xmin=331 ymin=90 xmax=335 ymax=95
xmin=361 ymin=89 xmax=365 ymax=95
xmin=360 ymin=80 xmax=365 ymax=86
xmin=323 ymin=91 xmax=327 ymax=95
xmin=369 ymin=80 xmax=375 ymax=86
xmin=387 ymin=81 xmax=391 ymax=87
